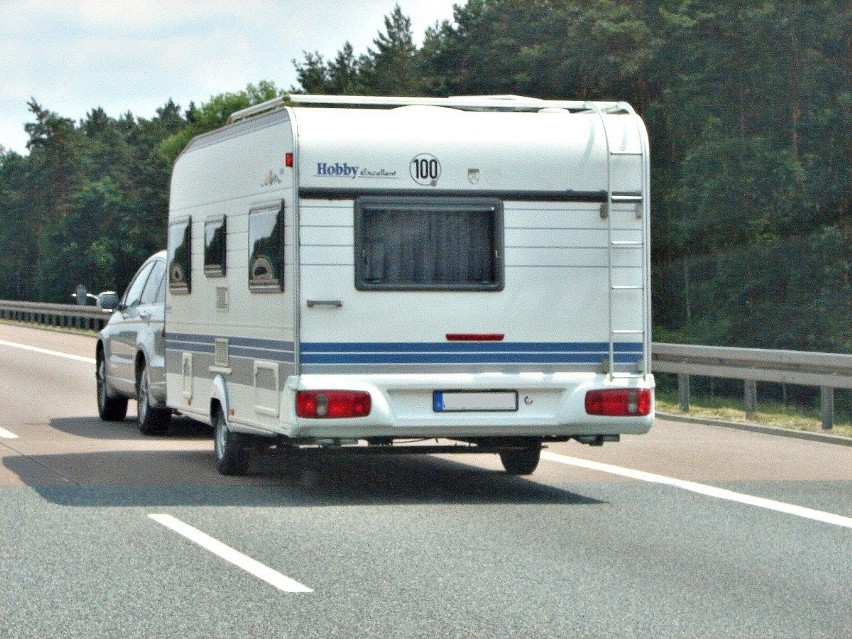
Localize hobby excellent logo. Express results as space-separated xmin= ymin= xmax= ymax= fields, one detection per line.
xmin=315 ymin=162 xmax=398 ymax=180
xmin=316 ymin=162 xmax=359 ymax=178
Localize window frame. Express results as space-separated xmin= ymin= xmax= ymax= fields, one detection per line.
xmin=204 ymin=216 xmax=227 ymax=277
xmin=122 ymin=261 xmax=156 ymax=309
xmin=140 ymin=258 xmax=166 ymax=305
xmin=354 ymin=196 xmax=504 ymax=292
xmin=168 ymin=216 xmax=192 ymax=294
xmin=248 ymin=201 xmax=285 ymax=293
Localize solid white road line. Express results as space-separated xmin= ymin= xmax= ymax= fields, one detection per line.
xmin=0 ymin=427 xmax=19 ymax=439
xmin=542 ymin=451 xmax=852 ymax=530
xmin=149 ymin=514 xmax=313 ymax=593
xmin=0 ymin=339 xmax=95 ymax=364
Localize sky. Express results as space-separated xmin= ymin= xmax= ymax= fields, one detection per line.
xmin=0 ymin=0 xmax=459 ymax=155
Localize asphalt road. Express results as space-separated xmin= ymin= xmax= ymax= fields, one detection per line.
xmin=1 ymin=323 xmax=850 ymax=639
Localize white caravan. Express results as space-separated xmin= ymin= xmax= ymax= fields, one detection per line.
xmin=165 ymin=94 xmax=655 ymax=475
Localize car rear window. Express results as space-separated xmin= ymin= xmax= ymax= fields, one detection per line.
xmin=140 ymin=259 xmax=166 ymax=305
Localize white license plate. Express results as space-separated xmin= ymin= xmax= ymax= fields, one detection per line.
xmin=433 ymin=391 xmax=518 ymax=412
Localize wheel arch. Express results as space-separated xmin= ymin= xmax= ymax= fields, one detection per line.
xmin=95 ymin=339 xmax=105 ymax=372
xmin=134 ymin=349 xmax=147 ymax=383
xmin=209 ymin=374 xmax=230 ymax=427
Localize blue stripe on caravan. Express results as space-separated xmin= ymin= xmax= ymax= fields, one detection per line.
xmin=301 ymin=352 xmax=642 ymax=365
xmin=300 ymin=342 xmax=643 ymax=365
xmin=300 ymin=341 xmax=643 ymax=354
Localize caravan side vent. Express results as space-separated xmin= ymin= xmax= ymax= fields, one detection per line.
xmin=216 ymin=286 xmax=229 ymax=311
xmin=214 ymin=338 xmax=229 ymax=368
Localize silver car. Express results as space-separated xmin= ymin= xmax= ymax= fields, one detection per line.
xmin=96 ymin=251 xmax=171 ymax=434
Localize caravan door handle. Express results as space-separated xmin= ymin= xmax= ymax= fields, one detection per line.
xmin=306 ymin=299 xmax=342 ymax=308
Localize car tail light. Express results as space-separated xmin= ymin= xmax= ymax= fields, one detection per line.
xmin=296 ymin=390 xmax=371 ymax=418
xmin=585 ymin=388 xmax=651 ymax=416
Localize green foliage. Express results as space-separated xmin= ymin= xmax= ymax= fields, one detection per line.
xmin=292 ymin=4 xmax=422 ymax=96
xmin=0 ymin=99 xmax=185 ymax=301
xmin=0 ymin=1 xmax=848 ymax=354
xmin=0 ymin=83 xmax=284 ymax=302
xmin=160 ymin=81 xmax=283 ymax=165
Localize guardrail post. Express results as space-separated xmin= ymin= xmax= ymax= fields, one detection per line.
xmin=821 ymin=387 xmax=834 ymax=430
xmin=744 ymin=380 xmax=757 ymax=419
xmin=678 ymin=373 xmax=690 ymax=412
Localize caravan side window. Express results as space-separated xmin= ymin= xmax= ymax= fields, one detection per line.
xmin=204 ymin=217 xmax=226 ymax=276
xmin=355 ymin=197 xmax=504 ymax=291
xmin=248 ymin=202 xmax=284 ymax=292
xmin=168 ymin=218 xmax=191 ymax=294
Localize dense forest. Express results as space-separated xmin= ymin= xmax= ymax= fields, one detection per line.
xmin=0 ymin=0 xmax=849 ymax=354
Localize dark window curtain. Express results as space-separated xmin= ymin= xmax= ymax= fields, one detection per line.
xmin=364 ymin=209 xmax=494 ymax=286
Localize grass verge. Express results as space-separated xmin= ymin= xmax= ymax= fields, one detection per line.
xmin=0 ymin=318 xmax=99 ymax=337
xmin=655 ymin=389 xmax=852 ymax=438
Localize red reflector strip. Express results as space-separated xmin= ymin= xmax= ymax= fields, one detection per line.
xmin=285 ymin=152 xmax=294 ymax=167
xmin=585 ymin=388 xmax=651 ymax=416
xmin=446 ymin=333 xmax=505 ymax=342
xmin=296 ymin=390 xmax=371 ymax=418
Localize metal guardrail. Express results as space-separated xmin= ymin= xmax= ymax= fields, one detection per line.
xmin=0 ymin=299 xmax=112 ymax=331
xmin=1 ymin=300 xmax=849 ymax=429
xmin=653 ymin=343 xmax=852 ymax=430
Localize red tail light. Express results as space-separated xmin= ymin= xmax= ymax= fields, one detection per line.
xmin=585 ymin=388 xmax=651 ymax=416
xmin=446 ymin=333 xmax=504 ymax=341
xmin=296 ymin=390 xmax=371 ymax=418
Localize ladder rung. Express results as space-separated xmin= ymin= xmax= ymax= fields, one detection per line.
xmin=612 ymin=329 xmax=644 ymax=335
xmin=611 ymin=194 xmax=643 ymax=202
xmin=612 ymin=285 xmax=643 ymax=290
xmin=611 ymin=240 xmax=642 ymax=247
xmin=609 ymin=150 xmax=643 ymax=156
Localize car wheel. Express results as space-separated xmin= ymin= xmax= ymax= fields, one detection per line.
xmin=137 ymin=360 xmax=170 ymax=435
xmin=213 ymin=407 xmax=250 ymax=476
xmin=97 ymin=349 xmax=128 ymax=421
xmin=499 ymin=442 xmax=541 ymax=475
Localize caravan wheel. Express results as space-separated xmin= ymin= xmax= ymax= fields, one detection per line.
xmin=213 ymin=408 xmax=250 ymax=476
xmin=499 ymin=442 xmax=542 ymax=475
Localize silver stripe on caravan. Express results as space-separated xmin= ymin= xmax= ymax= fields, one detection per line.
xmin=165 ymin=333 xmax=296 ymax=388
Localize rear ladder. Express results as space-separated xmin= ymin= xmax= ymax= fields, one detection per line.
xmin=587 ymin=102 xmax=650 ymax=380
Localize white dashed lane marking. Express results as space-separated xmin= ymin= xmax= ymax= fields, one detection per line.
xmin=542 ymin=451 xmax=852 ymax=529
xmin=0 ymin=339 xmax=96 ymax=364
xmin=149 ymin=514 xmax=313 ymax=593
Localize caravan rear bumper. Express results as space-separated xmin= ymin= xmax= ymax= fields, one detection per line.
xmin=282 ymin=372 xmax=654 ymax=440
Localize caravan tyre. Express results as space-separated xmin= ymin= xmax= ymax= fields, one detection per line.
xmin=137 ymin=361 xmax=171 ymax=435
xmin=97 ymin=350 xmax=128 ymax=422
xmin=499 ymin=442 xmax=541 ymax=475
xmin=214 ymin=409 xmax=250 ymax=476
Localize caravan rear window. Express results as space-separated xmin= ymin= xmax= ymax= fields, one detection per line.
xmin=355 ymin=197 xmax=503 ymax=291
